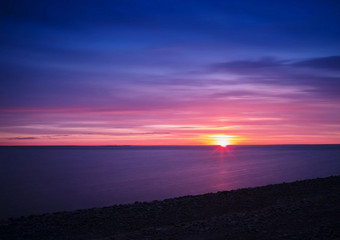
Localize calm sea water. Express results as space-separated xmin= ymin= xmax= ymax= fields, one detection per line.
xmin=0 ymin=145 xmax=339 ymax=220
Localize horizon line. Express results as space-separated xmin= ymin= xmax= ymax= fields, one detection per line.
xmin=1 ymin=144 xmax=340 ymax=147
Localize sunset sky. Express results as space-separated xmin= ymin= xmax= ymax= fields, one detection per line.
xmin=1 ymin=0 xmax=340 ymax=145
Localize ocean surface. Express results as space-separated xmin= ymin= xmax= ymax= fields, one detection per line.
xmin=0 ymin=145 xmax=339 ymax=220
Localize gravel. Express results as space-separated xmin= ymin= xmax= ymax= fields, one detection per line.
xmin=1 ymin=175 xmax=339 ymax=240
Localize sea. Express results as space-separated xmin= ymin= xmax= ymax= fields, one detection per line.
xmin=0 ymin=145 xmax=339 ymax=220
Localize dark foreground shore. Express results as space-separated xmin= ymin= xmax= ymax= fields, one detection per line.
xmin=1 ymin=176 xmax=339 ymax=240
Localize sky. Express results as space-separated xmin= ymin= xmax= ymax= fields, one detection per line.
xmin=1 ymin=0 xmax=340 ymax=145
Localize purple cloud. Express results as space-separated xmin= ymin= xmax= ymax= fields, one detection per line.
xmin=211 ymin=57 xmax=288 ymax=71
xmin=7 ymin=137 xmax=38 ymax=140
xmin=293 ymin=56 xmax=340 ymax=71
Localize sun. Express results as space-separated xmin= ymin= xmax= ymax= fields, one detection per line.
xmin=216 ymin=138 xmax=230 ymax=147
xmin=212 ymin=135 xmax=232 ymax=147
xmin=203 ymin=134 xmax=235 ymax=147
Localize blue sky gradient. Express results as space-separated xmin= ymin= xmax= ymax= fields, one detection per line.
xmin=1 ymin=0 xmax=340 ymax=145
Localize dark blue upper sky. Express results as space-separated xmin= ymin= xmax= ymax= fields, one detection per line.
xmin=1 ymin=0 xmax=340 ymax=145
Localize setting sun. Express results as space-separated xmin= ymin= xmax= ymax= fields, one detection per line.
xmin=211 ymin=135 xmax=234 ymax=147
xmin=216 ymin=138 xmax=230 ymax=147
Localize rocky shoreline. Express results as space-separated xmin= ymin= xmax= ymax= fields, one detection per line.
xmin=1 ymin=175 xmax=339 ymax=240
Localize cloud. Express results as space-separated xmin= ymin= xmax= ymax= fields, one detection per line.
xmin=7 ymin=137 xmax=37 ymax=140
xmin=209 ymin=56 xmax=340 ymax=99
xmin=211 ymin=56 xmax=340 ymax=72
xmin=211 ymin=57 xmax=287 ymax=71
xmin=293 ymin=56 xmax=340 ymax=71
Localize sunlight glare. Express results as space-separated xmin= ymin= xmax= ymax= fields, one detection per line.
xmin=216 ymin=138 xmax=229 ymax=147
xmin=213 ymin=135 xmax=232 ymax=147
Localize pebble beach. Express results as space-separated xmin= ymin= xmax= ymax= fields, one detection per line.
xmin=1 ymin=175 xmax=339 ymax=240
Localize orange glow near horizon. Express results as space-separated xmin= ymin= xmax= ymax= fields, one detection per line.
xmin=1 ymin=108 xmax=340 ymax=146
